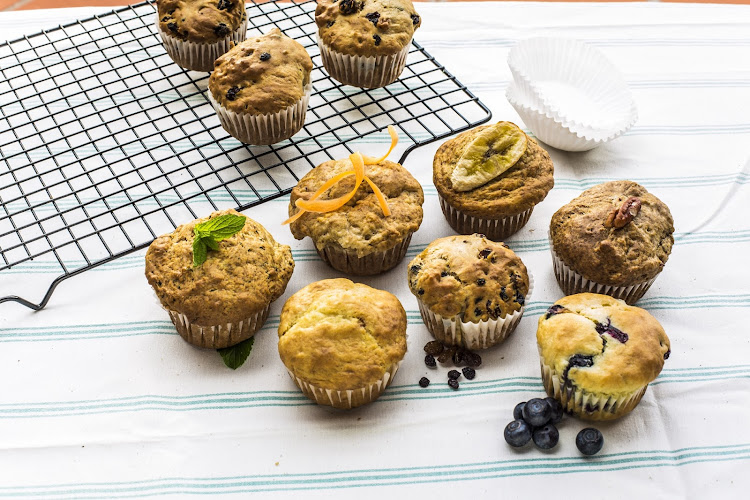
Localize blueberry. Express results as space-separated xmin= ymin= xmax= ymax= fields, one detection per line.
xmin=532 ymin=424 xmax=559 ymax=450
xmin=576 ymin=428 xmax=604 ymax=456
xmin=522 ymin=398 xmax=551 ymax=427
xmin=504 ymin=419 xmax=532 ymax=447
xmin=513 ymin=401 xmax=526 ymax=421
xmin=545 ymin=397 xmax=564 ymax=424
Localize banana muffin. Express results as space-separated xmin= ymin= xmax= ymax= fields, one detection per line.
xmin=278 ymin=278 xmax=407 ymax=409
xmin=407 ymin=234 xmax=531 ymax=350
xmin=537 ymin=293 xmax=671 ymax=421
xmin=315 ymin=0 xmax=421 ymax=88
xmin=145 ymin=209 xmax=294 ymax=349
xmin=156 ymin=0 xmax=247 ymax=72
xmin=208 ymin=28 xmax=313 ymax=145
xmin=434 ymin=121 xmax=554 ymax=241
xmin=549 ymin=180 xmax=674 ymax=304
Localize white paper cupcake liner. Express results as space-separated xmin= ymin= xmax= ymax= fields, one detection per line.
xmin=438 ymin=194 xmax=533 ymax=241
xmin=287 ymin=361 xmax=402 ymax=410
xmin=208 ymin=83 xmax=312 ymax=145
xmin=316 ymin=233 xmax=413 ymax=276
xmin=156 ymin=16 xmax=248 ymax=72
xmin=167 ymin=304 xmax=270 ymax=349
xmin=416 ymin=273 xmax=534 ymax=350
xmin=318 ymin=36 xmax=409 ymax=89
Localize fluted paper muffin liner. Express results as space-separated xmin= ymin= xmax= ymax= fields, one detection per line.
xmin=549 ymin=236 xmax=657 ymax=305
xmin=416 ymin=273 xmax=533 ymax=350
xmin=156 ymin=16 xmax=248 ymax=72
xmin=539 ymin=354 xmax=649 ymax=421
xmin=316 ymin=233 xmax=413 ymax=276
xmin=208 ymin=83 xmax=312 ymax=145
xmin=438 ymin=194 xmax=533 ymax=241
xmin=287 ymin=361 xmax=402 ymax=410
xmin=167 ymin=304 xmax=270 ymax=349
xmin=318 ymin=37 xmax=409 ymax=89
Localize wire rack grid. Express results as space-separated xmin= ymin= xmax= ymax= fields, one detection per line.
xmin=0 ymin=0 xmax=491 ymax=311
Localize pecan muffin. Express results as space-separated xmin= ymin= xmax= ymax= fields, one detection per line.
xmin=537 ymin=293 xmax=671 ymax=421
xmin=407 ymin=234 xmax=531 ymax=350
xmin=278 ymin=278 xmax=407 ymax=409
xmin=434 ymin=122 xmax=554 ymax=241
xmin=315 ymin=0 xmax=421 ymax=88
xmin=145 ymin=209 xmax=294 ymax=349
xmin=549 ymin=180 xmax=674 ymax=304
xmin=208 ymin=28 xmax=313 ymax=144
xmin=156 ymin=0 xmax=247 ymax=72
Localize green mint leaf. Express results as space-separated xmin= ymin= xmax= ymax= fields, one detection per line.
xmin=192 ymin=238 xmax=208 ymax=267
xmin=192 ymin=214 xmax=246 ymax=266
xmin=218 ymin=336 xmax=255 ymax=369
xmin=203 ymin=237 xmax=219 ymax=251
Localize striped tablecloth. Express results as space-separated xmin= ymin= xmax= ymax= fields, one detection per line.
xmin=1 ymin=2 xmax=749 ymax=498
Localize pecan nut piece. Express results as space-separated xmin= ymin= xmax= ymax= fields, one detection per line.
xmin=605 ymin=196 xmax=642 ymax=229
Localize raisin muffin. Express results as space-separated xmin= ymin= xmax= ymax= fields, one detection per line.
xmin=549 ymin=180 xmax=674 ymax=304
xmin=407 ymin=234 xmax=531 ymax=350
xmin=278 ymin=278 xmax=407 ymax=409
xmin=156 ymin=0 xmax=247 ymax=72
xmin=537 ymin=293 xmax=671 ymax=421
xmin=315 ymin=0 xmax=421 ymax=88
xmin=288 ymin=157 xmax=424 ymax=275
xmin=208 ymin=28 xmax=313 ymax=145
xmin=145 ymin=209 xmax=294 ymax=349
xmin=434 ymin=122 xmax=554 ymax=241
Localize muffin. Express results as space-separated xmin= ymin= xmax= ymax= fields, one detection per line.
xmin=208 ymin=28 xmax=313 ymax=145
xmin=288 ymin=155 xmax=424 ymax=275
xmin=407 ymin=234 xmax=531 ymax=350
xmin=278 ymin=278 xmax=407 ymax=409
xmin=549 ymin=180 xmax=674 ymax=304
xmin=145 ymin=209 xmax=294 ymax=349
xmin=537 ymin=293 xmax=671 ymax=420
xmin=156 ymin=0 xmax=247 ymax=72
xmin=315 ymin=0 xmax=421 ymax=88
xmin=434 ymin=122 xmax=554 ymax=241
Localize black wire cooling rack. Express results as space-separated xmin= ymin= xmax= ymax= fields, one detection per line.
xmin=0 ymin=0 xmax=491 ymax=311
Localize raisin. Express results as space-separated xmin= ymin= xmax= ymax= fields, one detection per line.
xmin=326 ymin=20 xmax=335 ymax=28
xmin=410 ymin=264 xmax=421 ymax=273
xmin=438 ymin=346 xmax=456 ymax=364
xmin=339 ymin=0 xmax=364 ymax=15
xmin=418 ymin=288 xmax=424 ymax=295
xmin=502 ymin=243 xmax=510 ymax=249
xmin=448 ymin=369 xmax=461 ymax=380
xmin=477 ymin=278 xmax=486 ymax=286
xmin=493 ymin=306 xmax=501 ymax=318
xmin=226 ymin=86 xmax=241 ymax=101
xmin=365 ymin=11 xmax=380 ymax=26
xmin=452 ymin=348 xmax=465 ymax=366
xmin=545 ymin=304 xmax=567 ymax=319
xmin=500 ymin=286 xmax=509 ymax=301
xmin=424 ymin=354 xmax=436 ymax=367
xmin=217 ymin=0 xmax=232 ymax=10
xmin=595 ymin=318 xmax=628 ymax=344
xmin=474 ymin=297 xmax=483 ymax=305
xmin=419 ymin=377 xmax=430 ymax=388
xmin=478 ymin=248 xmax=492 ymax=258
xmin=474 ymin=308 xmax=482 ymax=317
xmin=462 ymin=367 xmax=476 ymax=380
xmin=260 ymin=52 xmax=271 ymax=61
xmin=448 ymin=379 xmax=459 ymax=390
xmin=464 ymin=351 xmax=482 ymax=367
xmin=214 ymin=23 xmax=231 ymax=37
xmin=161 ymin=16 xmax=171 ymax=22
xmin=424 ymin=341 xmax=444 ymax=356
xmin=167 ymin=22 xmax=179 ymax=33
xmin=440 ymin=271 xmax=448 ymax=277
xmin=664 ymin=349 xmax=671 ymax=360
xmin=514 ymin=290 xmax=525 ymax=306
xmin=373 ymin=34 xmax=381 ymax=46
xmin=411 ymin=14 xmax=420 ymax=26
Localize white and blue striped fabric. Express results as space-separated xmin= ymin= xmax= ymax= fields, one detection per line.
xmin=1 ymin=2 xmax=749 ymax=498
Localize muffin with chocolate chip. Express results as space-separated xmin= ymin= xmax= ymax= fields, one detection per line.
xmin=315 ymin=0 xmax=421 ymax=88
xmin=208 ymin=27 xmax=313 ymax=144
xmin=537 ymin=293 xmax=671 ymax=420
xmin=549 ymin=180 xmax=674 ymax=304
xmin=156 ymin=0 xmax=247 ymax=72
xmin=407 ymin=234 xmax=531 ymax=350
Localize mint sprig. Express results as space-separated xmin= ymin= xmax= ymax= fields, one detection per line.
xmin=218 ymin=336 xmax=254 ymax=369
xmin=192 ymin=213 xmax=246 ymax=267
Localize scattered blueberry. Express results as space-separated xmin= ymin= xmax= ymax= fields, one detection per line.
xmin=545 ymin=397 xmax=564 ymax=424
xmin=576 ymin=428 xmax=604 ymax=456
xmin=504 ymin=419 xmax=532 ymax=447
xmin=595 ymin=318 xmax=628 ymax=343
xmin=448 ymin=369 xmax=461 ymax=380
xmin=545 ymin=304 xmax=567 ymax=319
xmin=424 ymin=354 xmax=436 ymax=368
xmin=462 ymin=367 xmax=476 ymax=380
xmin=260 ymin=52 xmax=271 ymax=61
xmin=513 ymin=401 xmax=526 ymax=421
xmin=448 ymin=379 xmax=459 ymax=390
xmin=522 ymin=398 xmax=551 ymax=427
xmin=532 ymin=424 xmax=559 ymax=450
xmin=418 ymin=377 xmax=430 ymax=388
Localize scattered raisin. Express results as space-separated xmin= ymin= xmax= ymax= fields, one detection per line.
xmin=474 ymin=307 xmax=482 ymax=317
xmin=217 ymin=0 xmax=232 ymax=10
xmin=339 ymin=0 xmax=364 ymax=15
xmin=418 ymin=288 xmax=425 ymax=295
xmin=664 ymin=349 xmax=671 ymax=360
xmin=365 ymin=11 xmax=380 ymax=26
xmin=448 ymin=369 xmax=461 ymax=380
xmin=424 ymin=341 xmax=444 ymax=356
xmin=452 ymin=348 xmax=465 ymax=365
xmin=167 ymin=22 xmax=179 ymax=33
xmin=438 ymin=346 xmax=456 ymax=364
xmin=477 ymin=278 xmax=486 ymax=286
xmin=411 ymin=14 xmax=420 ymax=26
xmin=448 ymin=379 xmax=459 ymax=390
xmin=424 ymin=354 xmax=436 ymax=367
xmin=161 ymin=16 xmax=171 ymax=22
xmin=500 ymin=287 xmax=509 ymax=301
xmin=478 ymin=248 xmax=492 ymax=258
xmin=462 ymin=367 xmax=476 ymax=380
xmin=226 ymin=86 xmax=241 ymax=101
xmin=440 ymin=271 xmax=448 ymax=277
xmin=419 ymin=377 xmax=430 ymax=388
xmin=373 ymin=34 xmax=381 ymax=46
xmin=514 ymin=290 xmax=525 ymax=306
xmin=410 ymin=264 xmax=421 ymax=273
xmin=502 ymin=243 xmax=510 ymax=249
xmin=214 ymin=23 xmax=231 ymax=37
xmin=326 ymin=20 xmax=335 ymax=28
xmin=464 ymin=351 xmax=482 ymax=367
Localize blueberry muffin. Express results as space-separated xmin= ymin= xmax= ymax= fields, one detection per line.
xmin=434 ymin=122 xmax=554 ymax=241
xmin=315 ymin=0 xmax=421 ymax=88
xmin=278 ymin=278 xmax=407 ymax=409
xmin=145 ymin=209 xmax=294 ymax=348
xmin=208 ymin=28 xmax=313 ymax=145
xmin=537 ymin=293 xmax=671 ymax=421
xmin=407 ymin=234 xmax=531 ymax=350
xmin=549 ymin=180 xmax=674 ymax=304
xmin=156 ymin=0 xmax=247 ymax=72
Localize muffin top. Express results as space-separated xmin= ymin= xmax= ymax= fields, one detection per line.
xmin=289 ymin=158 xmax=424 ymax=257
xmin=277 ymin=278 xmax=407 ymax=390
xmin=433 ymin=123 xmax=554 ymax=217
xmin=208 ymin=28 xmax=313 ymax=114
xmin=157 ymin=0 xmax=246 ymax=43
xmin=550 ymin=180 xmax=674 ymax=286
xmin=145 ymin=209 xmax=294 ymax=325
xmin=315 ymin=0 xmax=421 ymax=56
xmin=407 ymin=234 xmax=529 ymax=323
xmin=537 ymin=293 xmax=670 ymax=395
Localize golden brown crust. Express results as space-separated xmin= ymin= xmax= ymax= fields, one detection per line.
xmin=145 ymin=209 xmax=294 ymax=325
xmin=288 ymin=158 xmax=424 ymax=257
xmin=550 ymin=180 xmax=674 ymax=286
xmin=315 ymin=0 xmax=420 ymax=56
xmin=277 ymin=278 xmax=407 ymax=390
xmin=208 ymin=28 xmax=313 ymax=114
xmin=157 ymin=0 xmax=246 ymax=44
xmin=407 ymin=234 xmax=529 ymax=323
xmin=433 ymin=124 xmax=554 ymax=217
xmin=536 ymin=293 xmax=670 ymax=395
